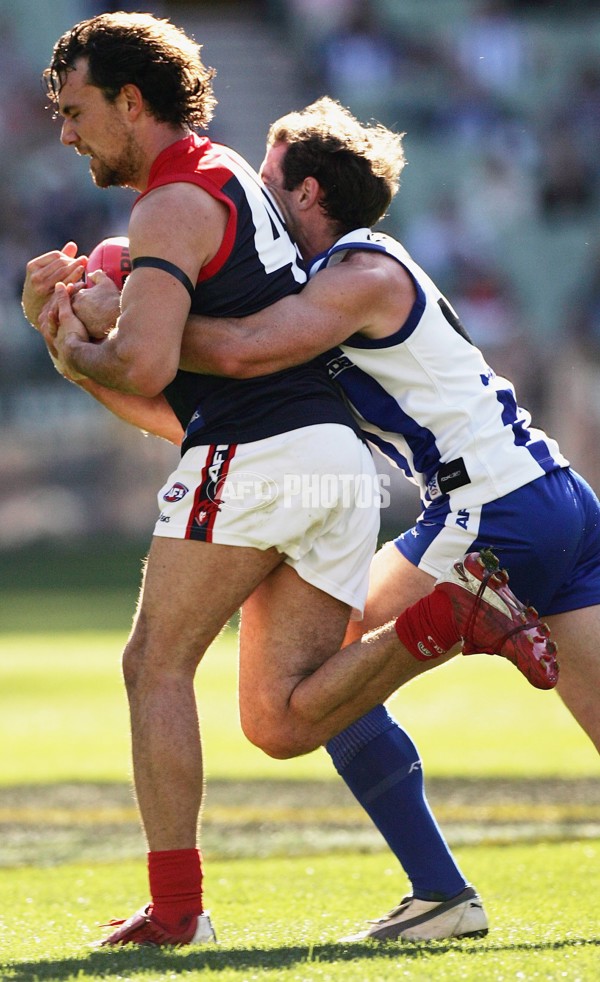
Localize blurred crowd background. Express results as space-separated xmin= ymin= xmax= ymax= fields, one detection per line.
xmin=2 ymin=0 xmax=600 ymax=553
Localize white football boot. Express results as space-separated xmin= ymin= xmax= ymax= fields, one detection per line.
xmin=340 ymin=886 xmax=488 ymax=942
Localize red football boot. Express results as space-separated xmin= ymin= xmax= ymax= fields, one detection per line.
xmin=96 ymin=904 xmax=217 ymax=947
xmin=435 ymin=548 xmax=559 ymax=690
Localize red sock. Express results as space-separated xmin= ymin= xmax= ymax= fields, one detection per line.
xmin=148 ymin=848 xmax=203 ymax=928
xmin=395 ymin=590 xmax=460 ymax=662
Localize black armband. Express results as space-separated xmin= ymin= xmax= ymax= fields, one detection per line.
xmin=132 ymin=256 xmax=195 ymax=301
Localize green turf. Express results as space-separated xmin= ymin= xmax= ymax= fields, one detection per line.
xmin=0 ymin=541 xmax=148 ymax=592
xmin=0 ymin=540 xmax=145 ymax=634
xmin=1 ymin=627 xmax=598 ymax=784
xmin=1 ymin=589 xmax=138 ymax=634
xmin=0 ymin=841 xmax=598 ymax=980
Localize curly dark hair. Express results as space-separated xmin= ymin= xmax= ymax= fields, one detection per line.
xmin=44 ymin=11 xmax=216 ymax=130
xmin=268 ymin=97 xmax=406 ymax=234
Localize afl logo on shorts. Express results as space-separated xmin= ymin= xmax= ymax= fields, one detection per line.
xmin=163 ymin=482 xmax=189 ymax=503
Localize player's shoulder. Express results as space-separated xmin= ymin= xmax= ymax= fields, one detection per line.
xmin=128 ymin=181 xmax=228 ymax=272
xmin=341 ymin=243 xmax=413 ymax=291
xmin=317 ymin=251 xmax=413 ymax=340
xmin=133 ymin=181 xmax=228 ymax=232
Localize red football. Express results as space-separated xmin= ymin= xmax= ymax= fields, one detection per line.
xmin=85 ymin=236 xmax=131 ymax=289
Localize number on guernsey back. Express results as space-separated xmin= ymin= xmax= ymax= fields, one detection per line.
xmin=229 ymin=152 xmax=305 ymax=283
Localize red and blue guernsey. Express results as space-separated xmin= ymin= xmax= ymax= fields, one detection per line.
xmin=134 ymin=133 xmax=358 ymax=450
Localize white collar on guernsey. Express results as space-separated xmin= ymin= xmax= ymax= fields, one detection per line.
xmin=308 ymin=228 xmax=385 ymax=277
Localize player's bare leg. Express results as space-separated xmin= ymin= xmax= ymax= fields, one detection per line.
xmin=367 ymin=550 xmax=600 ymax=753
xmin=99 ymin=536 xmax=284 ymax=946
xmin=345 ymin=542 xmax=456 ymax=670
xmin=548 ymin=606 xmax=600 ymax=754
xmin=240 ymin=562 xmax=449 ymax=758
xmin=123 ymin=536 xmax=282 ymax=850
xmin=362 ymin=541 xmax=438 ymax=629
xmin=349 ymin=546 xmax=600 ymax=754
xmin=238 ymin=566 xmax=353 ymax=758
xmin=240 ymin=552 xmax=558 ymax=759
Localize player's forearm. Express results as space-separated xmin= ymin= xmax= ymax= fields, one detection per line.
xmin=76 ymin=377 xmax=183 ymax=444
xmin=61 ymin=333 xmax=138 ymax=393
xmin=61 ymin=332 xmax=176 ymax=398
xmin=179 ymin=314 xmax=282 ymax=377
xmin=180 ymin=300 xmax=331 ymax=378
xmin=179 ymin=271 xmax=367 ymax=379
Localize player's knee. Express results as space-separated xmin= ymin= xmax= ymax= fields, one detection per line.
xmin=250 ymin=730 xmax=311 ymax=759
xmin=121 ymin=615 xmax=153 ymax=692
xmin=239 ymin=715 xmax=282 ymax=757
xmin=121 ymin=636 xmax=144 ymax=692
xmin=240 ymin=712 xmax=318 ymax=759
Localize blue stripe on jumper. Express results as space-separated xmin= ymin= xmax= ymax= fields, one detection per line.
xmin=326 ymin=348 xmax=442 ymax=481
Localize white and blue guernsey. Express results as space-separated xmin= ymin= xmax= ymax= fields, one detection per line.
xmin=310 ymin=229 xmax=569 ymax=514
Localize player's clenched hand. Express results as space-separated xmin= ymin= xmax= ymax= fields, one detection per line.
xmin=72 ymin=269 xmax=120 ymax=339
xmin=22 ymin=241 xmax=87 ymax=329
xmin=50 ymin=281 xmax=90 ymax=381
xmin=34 ymin=285 xmax=80 ymax=381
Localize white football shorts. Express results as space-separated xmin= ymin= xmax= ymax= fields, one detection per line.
xmin=153 ymin=424 xmax=381 ymax=617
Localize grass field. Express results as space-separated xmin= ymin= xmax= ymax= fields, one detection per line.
xmin=1 ymin=842 xmax=599 ymax=981
xmin=1 ymin=542 xmax=599 ymax=979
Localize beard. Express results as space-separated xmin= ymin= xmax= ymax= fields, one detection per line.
xmin=89 ymin=131 xmax=143 ymax=189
